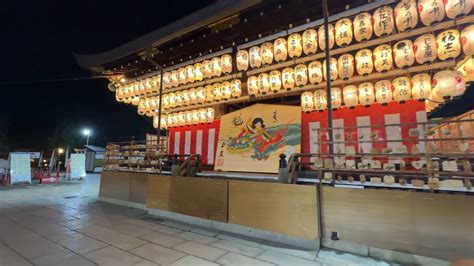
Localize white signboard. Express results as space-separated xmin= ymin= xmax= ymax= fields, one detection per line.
xmin=70 ymin=153 xmax=86 ymax=179
xmin=10 ymin=153 xmax=31 ymax=184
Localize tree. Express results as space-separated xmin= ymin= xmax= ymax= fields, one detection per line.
xmin=48 ymin=121 xmax=83 ymax=149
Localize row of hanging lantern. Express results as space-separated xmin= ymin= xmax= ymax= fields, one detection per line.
xmin=137 ymin=97 xmax=161 ymax=117
xmin=236 ymin=1 xmax=473 ymax=71
xmin=115 ymin=77 xmax=160 ymax=100
xmin=300 ymin=69 xmax=466 ymax=112
xmin=153 ymin=108 xmax=216 ymax=129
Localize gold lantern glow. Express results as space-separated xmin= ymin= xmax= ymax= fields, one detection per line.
xmin=258 ymin=73 xmax=270 ymax=94
xmin=175 ymin=91 xmax=184 ymax=106
xmin=288 ymin=33 xmax=303 ymax=58
xmin=294 ymin=64 xmax=308 ymax=87
xmin=335 ymin=18 xmax=353 ymax=47
xmin=454 ymin=70 xmax=466 ymax=97
xmin=161 ymin=116 xmax=168 ymax=129
xmin=178 ymin=112 xmax=186 ymax=126
xmin=308 ymin=61 xmax=323 ymax=84
xmin=270 ymin=70 xmax=282 ymax=92
xmin=205 ymin=85 xmax=215 ymax=103
xmin=355 ymin=49 xmax=374 ymax=76
xmin=163 ymin=72 xmax=171 ymax=89
xmin=260 ymin=42 xmax=274 ymax=65
xmin=343 ymin=85 xmax=358 ymax=108
xmin=418 ymin=0 xmax=445 ymax=26
xmin=188 ymin=88 xmax=197 ymax=105
xmin=393 ymin=40 xmax=415 ymax=69
xmin=150 ymin=97 xmax=158 ymax=111
xmin=206 ymin=108 xmax=215 ymax=123
xmin=171 ymin=70 xmax=179 ymax=87
xmin=196 ymin=87 xmax=206 ymax=104
xmin=212 ymin=83 xmax=223 ymax=101
xmin=139 ymin=81 xmax=146 ymax=95
xmin=169 ymin=92 xmax=177 ymax=108
xmin=358 ymin=82 xmax=375 ymax=107
xmin=132 ymin=96 xmax=140 ymax=106
xmin=302 ymin=28 xmax=318 ymax=55
xmin=151 ymin=76 xmax=160 ymax=93
xmin=198 ymin=108 xmax=207 ymax=123
xmin=184 ymin=111 xmax=193 ymax=125
xmin=301 ymin=92 xmax=314 ymax=112
xmin=411 ymin=73 xmax=432 ymax=100
xmin=138 ymin=99 xmax=145 ymax=115
xmin=437 ymin=29 xmax=462 ymax=61
xmin=221 ymin=81 xmax=232 ymax=100
xmin=413 ymin=34 xmax=437 ymax=64
xmin=282 ymin=68 xmax=295 ymax=90
xmin=236 ymin=50 xmax=249 ymax=71
xmin=172 ymin=113 xmax=179 ymax=127
xmin=144 ymin=78 xmax=152 ymax=94
xmin=337 ymin=54 xmax=354 ymax=80
xmin=331 ymin=87 xmax=342 ymax=109
xmin=115 ymin=88 xmax=124 ymax=102
xmin=274 ymin=38 xmax=288 ymax=62
xmin=247 ymin=76 xmax=259 ymax=96
xmin=374 ymin=80 xmax=393 ymax=105
xmin=211 ymin=57 xmax=222 ymax=77
xmin=123 ymin=97 xmax=132 ymax=104
xmin=163 ymin=94 xmax=170 ymax=109
xmin=323 ymin=57 xmax=338 ymax=81
xmin=221 ymin=54 xmax=232 ymax=74
xmin=394 ymin=0 xmax=418 ymax=32
xmin=373 ymin=6 xmax=395 ymax=37
xmin=202 ymin=60 xmax=212 ymax=79
xmin=153 ymin=115 xmax=158 ymax=128
xmin=194 ymin=63 xmax=203 ymax=81
xmin=445 ymin=0 xmax=472 ymax=19
xmin=313 ymin=90 xmax=327 ymax=111
xmin=192 ymin=110 xmax=200 ymax=125
xmin=318 ymin=24 xmax=335 ymax=51
xmin=461 ymin=25 xmax=474 ymax=56
xmin=249 ymin=46 xmax=262 ymax=68
xmin=186 ymin=65 xmax=195 ymax=83
xmin=392 ymin=76 xmax=412 ymax=102
xmin=373 ymin=44 xmax=393 ymax=73
xmin=178 ymin=67 xmax=187 ymax=85
xmin=353 ymin=12 xmax=373 ymax=42
xmin=432 ymin=70 xmax=457 ymax=98
xmin=430 ymin=84 xmax=444 ymax=103
xmin=231 ymin=79 xmax=242 ymax=98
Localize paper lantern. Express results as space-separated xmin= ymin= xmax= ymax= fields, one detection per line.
xmin=453 ymin=70 xmax=466 ymax=97
xmin=231 ymin=79 xmax=242 ymax=98
xmin=161 ymin=116 xmax=168 ymax=129
xmin=175 ymin=91 xmax=184 ymax=106
xmin=152 ymin=115 xmax=158 ymax=128
xmin=144 ymin=78 xmax=152 ymax=94
xmin=430 ymin=84 xmax=444 ymax=103
xmin=247 ymin=76 xmax=259 ymax=96
xmin=150 ymin=97 xmax=158 ymax=111
xmin=269 ymin=71 xmax=282 ymax=92
xmin=202 ymin=60 xmax=212 ymax=79
xmin=288 ymin=33 xmax=303 ymax=58
xmin=132 ymin=83 xmax=139 ymax=96
xmin=184 ymin=111 xmax=193 ymax=125
xmin=461 ymin=25 xmax=474 ymax=56
xmin=163 ymin=94 xmax=170 ymax=109
xmin=191 ymin=110 xmax=200 ymax=125
xmin=331 ymin=87 xmax=342 ymax=109
xmin=413 ymin=34 xmax=437 ymax=64
xmin=139 ymin=81 xmax=146 ymax=95
xmin=206 ymin=108 xmax=215 ymax=123
xmin=196 ymin=87 xmax=206 ymax=104
xmin=393 ymin=40 xmax=415 ymax=69
xmin=132 ymin=96 xmax=140 ymax=106
xmin=236 ymin=50 xmax=249 ymax=71
xmin=221 ymin=81 xmax=232 ymax=100
xmin=445 ymin=0 xmax=472 ymax=19
xmin=186 ymin=65 xmax=195 ymax=83
xmin=274 ymin=38 xmax=288 ymax=62
xmin=318 ymin=24 xmax=335 ymax=51
xmin=323 ymin=57 xmax=338 ymax=81
xmin=178 ymin=67 xmax=187 ymax=85
xmin=313 ymin=90 xmax=327 ymax=111
xmin=188 ymin=88 xmax=197 ymax=105
xmin=169 ymin=93 xmax=177 ymax=107
xmin=411 ymin=73 xmax=432 ymax=100
xmin=123 ymin=97 xmax=132 ymax=104
xmin=194 ymin=63 xmax=203 ymax=81
xmin=258 ymin=73 xmax=270 ymax=94
xmin=301 ymin=92 xmax=314 ymax=112
xmin=358 ymin=82 xmax=375 ymax=106
xmin=308 ymin=61 xmax=323 ymax=84
xmin=432 ymin=70 xmax=457 ymax=98
xmin=343 ymin=85 xmax=359 ymax=108
xmin=418 ymin=0 xmax=445 ymax=26
xmin=212 ymin=83 xmax=223 ymax=101
xmin=353 ymin=12 xmax=373 ymax=42
xmin=260 ymin=42 xmax=274 ymax=65
xmin=282 ymin=68 xmax=295 ymax=90
xmin=211 ymin=57 xmax=222 ymax=77
xmin=374 ymin=80 xmax=393 ymax=105
xmin=335 ymin=18 xmax=353 ymax=47
xmin=116 ymin=88 xmax=124 ymax=102
xmin=178 ymin=112 xmax=186 ymax=126
xmin=437 ymin=30 xmax=461 ymax=60
xmin=198 ymin=109 xmax=207 ymax=123
xmin=205 ymin=85 xmax=214 ymax=102
xmin=337 ymin=54 xmax=354 ymax=80
xmin=138 ymin=100 xmax=146 ymax=115
xmin=249 ymin=46 xmax=262 ymax=68
xmin=355 ymin=49 xmax=374 ymax=76
xmin=172 ymin=113 xmax=179 ymax=127
xmin=151 ymin=76 xmax=160 ymax=93
xmin=221 ymin=54 xmax=232 ymax=74
xmin=373 ymin=6 xmax=395 ymax=37
xmin=170 ymin=70 xmax=179 ymax=87
xmin=394 ymin=0 xmax=418 ymax=32
xmin=163 ymin=72 xmax=171 ymax=89
xmin=373 ymin=44 xmax=393 ymax=73
xmin=392 ymin=77 xmax=412 ymax=102
xmin=302 ymin=29 xmax=318 ymax=55
xmin=294 ymin=64 xmax=308 ymax=87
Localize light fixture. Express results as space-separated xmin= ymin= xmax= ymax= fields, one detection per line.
xmin=337 ymin=54 xmax=354 ymax=80
xmin=418 ymin=0 xmax=445 ymax=26
xmin=392 ymin=76 xmax=412 ymax=103
xmin=236 ymin=50 xmax=249 ymax=71
xmin=260 ymin=42 xmax=274 ymax=65
xmin=258 ymin=73 xmax=270 ymax=94
xmin=393 ymin=39 xmax=415 ymax=69
xmin=413 ymin=34 xmax=437 ymax=64
xmin=436 ymin=29 xmax=461 ymax=61
xmin=270 ymin=70 xmax=282 ymax=92
xmin=221 ymin=54 xmax=233 ymax=74
xmin=308 ymin=61 xmax=323 ymax=84
xmin=394 ymin=0 xmax=418 ymax=32
xmin=461 ymin=25 xmax=474 ymax=56
xmin=411 ymin=73 xmax=432 ymax=100
xmin=282 ymin=68 xmax=295 ymax=90
xmin=358 ymin=82 xmax=375 ymax=107
xmin=288 ymin=33 xmax=303 ymax=58
xmin=302 ymin=28 xmax=318 ymax=55
xmin=294 ymin=64 xmax=308 ymax=87
xmin=353 ymin=12 xmax=373 ymax=42
xmin=331 ymin=87 xmax=342 ymax=109
xmin=318 ymin=24 xmax=335 ymax=51
xmin=301 ymin=92 xmax=314 ymax=112
xmin=313 ymin=90 xmax=327 ymax=111
xmin=373 ymin=6 xmax=394 ymax=37
xmin=247 ymin=76 xmax=259 ymax=95
xmin=202 ymin=60 xmax=212 ymax=79
xmin=343 ymin=85 xmax=358 ymax=108
xmin=444 ymin=0 xmax=472 ymax=19
xmin=323 ymin=57 xmax=338 ymax=81
xmin=373 ymin=44 xmax=393 ymax=73
xmin=355 ymin=49 xmax=374 ymax=76
xmin=249 ymin=46 xmax=262 ymax=68
xmin=185 ymin=65 xmax=195 ymax=84
xmin=374 ymin=79 xmax=393 ymax=105
xmin=335 ymin=18 xmax=353 ymax=47
xmin=274 ymin=38 xmax=288 ymax=62
xmin=231 ymin=79 xmax=242 ymax=98
xmin=211 ymin=57 xmax=222 ymax=77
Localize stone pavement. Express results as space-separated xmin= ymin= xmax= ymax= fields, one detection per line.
xmin=0 ymin=174 xmax=395 ymax=266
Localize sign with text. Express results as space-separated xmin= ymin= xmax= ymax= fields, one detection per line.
xmin=70 ymin=153 xmax=86 ymax=179
xmin=10 ymin=153 xmax=31 ymax=184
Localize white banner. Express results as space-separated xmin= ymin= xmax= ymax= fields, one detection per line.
xmin=10 ymin=153 xmax=31 ymax=184
xmin=70 ymin=153 xmax=86 ymax=179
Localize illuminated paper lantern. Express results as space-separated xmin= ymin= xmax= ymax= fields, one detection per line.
xmin=437 ymin=30 xmax=461 ymax=60
xmin=335 ymin=18 xmax=353 ymax=47
xmin=178 ymin=67 xmax=187 ymax=85
xmin=301 ymin=92 xmax=314 ymax=112
xmin=163 ymin=72 xmax=171 ymax=88
xmin=323 ymin=57 xmax=338 ymax=81
xmin=294 ymin=64 xmax=308 ymax=87
xmin=432 ymin=70 xmax=457 ymax=98
xmin=196 ymin=87 xmax=206 ymax=104
xmin=162 ymin=94 xmax=170 ymax=109
xmin=445 ymin=0 xmax=472 ymax=19
xmin=178 ymin=112 xmax=186 ymax=126
xmin=202 ymin=60 xmax=212 ymax=79
xmin=172 ymin=113 xmax=179 ymax=127
xmin=337 ymin=54 xmax=354 ymax=80
xmin=212 ymin=83 xmax=223 ymax=101
xmin=206 ymin=108 xmax=215 ymax=123
xmin=198 ymin=108 xmax=207 ymax=123
xmin=139 ymin=81 xmax=146 ymax=95
xmin=282 ymin=68 xmax=295 ymax=90
xmin=236 ymin=50 xmax=249 ymax=71
xmin=393 ymin=40 xmax=415 ymax=69
xmin=313 ymin=90 xmax=327 ymax=111
xmin=394 ymin=0 xmax=418 ymax=32
xmin=331 ymin=87 xmax=342 ymax=109
xmin=144 ymin=78 xmax=152 ymax=94
xmin=221 ymin=81 xmax=232 ymax=100
xmin=430 ymin=84 xmax=444 ymax=103
xmin=318 ymin=24 xmax=335 ymax=51
xmin=258 ymin=73 xmax=270 ymax=94
xmin=308 ymin=61 xmax=323 ymax=84
xmin=192 ymin=110 xmax=200 ymax=125
xmin=116 ymin=88 xmax=124 ymax=102
xmin=461 ymin=25 xmax=474 ymax=56
xmin=288 ymin=33 xmax=303 ymax=58
xmin=138 ymin=100 xmax=146 ymax=115
xmin=133 ymin=83 xmax=140 ymax=96
xmin=247 ymin=76 xmax=259 ymax=96
xmin=188 ymin=88 xmax=197 ymax=105
xmin=343 ymin=85 xmax=358 ymax=108
xmin=392 ymin=77 xmax=412 ymax=102
xmin=413 ymin=34 xmax=437 ymax=64
xmin=353 ymin=12 xmax=373 ymax=42
xmin=453 ymin=70 xmax=466 ymax=97
xmin=169 ymin=93 xmax=177 ymax=107
xmin=186 ymin=65 xmax=195 ymax=83
xmin=374 ymin=80 xmax=393 ymax=105
xmin=358 ymin=82 xmax=375 ymax=106
xmin=150 ymin=97 xmax=158 ymax=111
xmin=211 ymin=57 xmax=222 ymax=77
xmin=373 ymin=6 xmax=394 ymax=37
xmin=231 ymin=79 xmax=242 ymax=98
xmin=270 ymin=70 xmax=282 ymax=92
xmin=221 ymin=54 xmax=232 ymax=74
xmin=373 ymin=44 xmax=393 ymax=73
xmin=355 ymin=49 xmax=373 ymax=76
xmin=171 ymin=70 xmax=179 ymax=87
xmin=132 ymin=96 xmax=140 ymax=106
xmin=151 ymin=76 xmax=160 ymax=93
xmin=418 ymin=0 xmax=445 ymax=26
xmin=184 ymin=111 xmax=193 ymax=125
xmin=260 ymin=42 xmax=274 ymax=65
xmin=411 ymin=73 xmax=432 ymax=100
xmin=175 ymin=91 xmax=184 ymax=106
xmin=205 ymin=85 xmax=214 ymax=102
xmin=249 ymin=46 xmax=262 ymax=68
xmin=194 ymin=63 xmax=203 ymax=81
xmin=123 ymin=97 xmax=132 ymax=104
xmin=302 ymin=28 xmax=318 ymax=55
xmin=274 ymin=38 xmax=288 ymax=62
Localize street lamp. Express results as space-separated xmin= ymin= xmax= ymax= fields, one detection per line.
xmin=57 ymin=148 xmax=64 ymax=172
xmin=82 ymin=129 xmax=91 ymax=145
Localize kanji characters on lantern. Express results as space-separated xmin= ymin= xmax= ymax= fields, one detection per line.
xmin=205 ymin=85 xmax=214 ymax=102
xmin=302 ymin=28 xmax=318 ymax=55
xmin=313 ymin=90 xmax=327 ymax=111
xmin=301 ymin=92 xmax=314 ymax=112
xmin=221 ymin=81 xmax=232 ymax=100
xmin=337 ymin=54 xmax=355 ymax=80
xmin=335 ymin=18 xmax=353 ymax=47
xmin=355 ymin=49 xmax=374 ymax=76
xmin=375 ymin=79 xmax=393 ymax=105
xmin=436 ymin=29 xmax=461 ymax=60
xmin=331 ymin=87 xmax=342 ymax=109
xmin=288 ymin=33 xmax=303 ymax=58
xmin=186 ymin=65 xmax=195 ymax=83
xmin=393 ymin=40 xmax=415 ymax=69
xmin=413 ymin=34 xmax=437 ymax=64
xmin=247 ymin=76 xmax=259 ymax=96
xmin=258 ymin=73 xmax=271 ymax=94
xmin=274 ymin=38 xmax=288 ymax=62
xmin=260 ymin=42 xmax=274 ymax=65
xmin=211 ymin=57 xmax=222 ymax=77
xmin=373 ymin=44 xmax=393 ymax=72
xmin=270 ymin=70 xmax=282 ymax=92
xmin=194 ymin=63 xmax=204 ymax=81
xmin=392 ymin=76 xmax=412 ymax=103
xmin=353 ymin=12 xmax=373 ymax=42
xmin=323 ymin=57 xmax=338 ymax=81
xmin=231 ymin=79 xmax=242 ymax=98
xmin=282 ymin=67 xmax=295 ymax=90
xmin=418 ymin=0 xmax=445 ymax=26
xmin=308 ymin=61 xmax=323 ymax=84
xmin=236 ymin=50 xmax=249 ymax=71
xmin=411 ymin=73 xmax=432 ymax=100
xmin=373 ymin=6 xmax=395 ymax=37
xmin=358 ymin=82 xmax=375 ymax=106
xmin=394 ymin=0 xmax=418 ymax=32
xmin=202 ymin=60 xmax=212 ymax=79
xmin=212 ymin=83 xmax=223 ymax=100
xmin=343 ymin=85 xmax=358 ymax=108
xmin=249 ymin=46 xmax=262 ymax=68
xmin=444 ymin=0 xmax=472 ymax=19
xmin=294 ymin=64 xmax=308 ymax=87
xmin=196 ymin=87 xmax=206 ymax=104
xmin=318 ymin=24 xmax=335 ymax=51
xmin=178 ymin=67 xmax=187 ymax=85
xmin=221 ymin=54 xmax=233 ymax=74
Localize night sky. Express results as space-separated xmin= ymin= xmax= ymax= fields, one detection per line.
xmin=1 ymin=0 xmax=215 ymax=151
